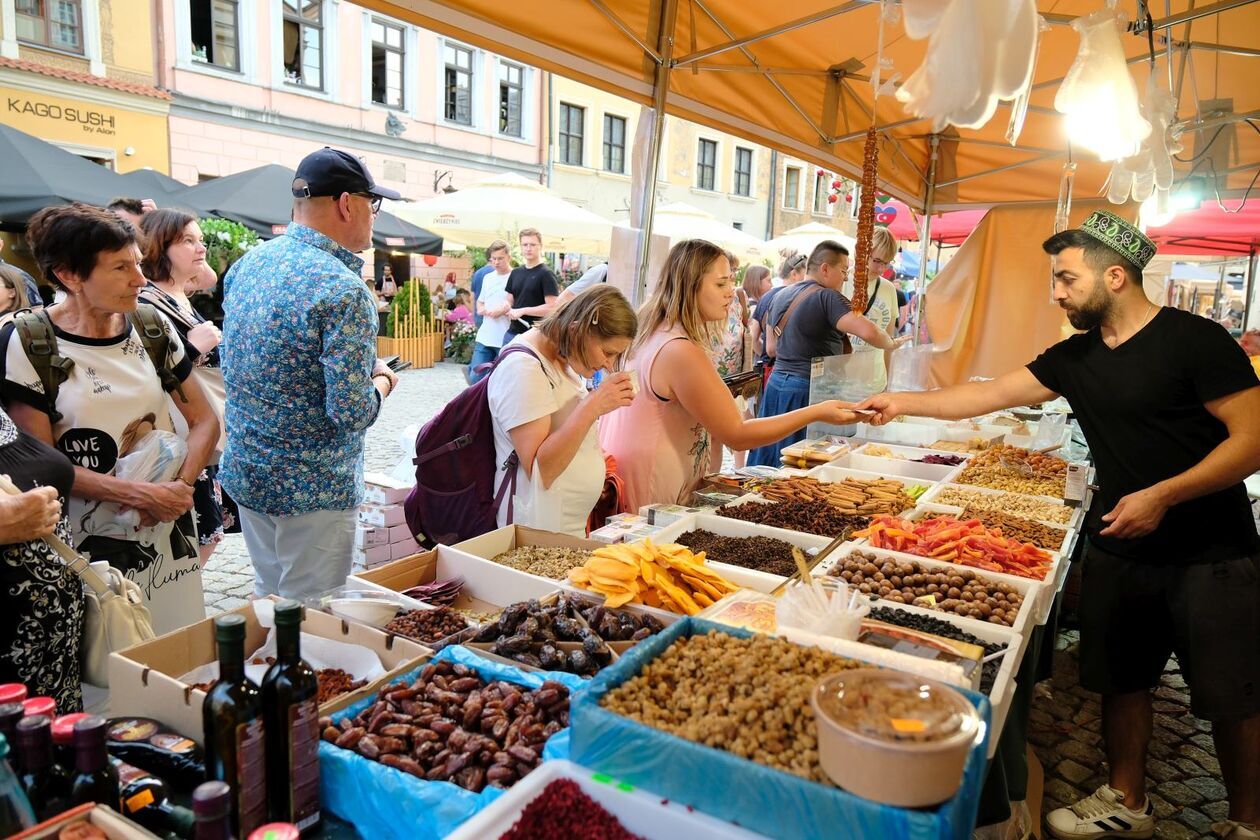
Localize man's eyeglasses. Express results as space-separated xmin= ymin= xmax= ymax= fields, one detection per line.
xmin=353 ymin=193 xmax=383 ymax=214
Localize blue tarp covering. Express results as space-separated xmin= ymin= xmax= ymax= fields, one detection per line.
xmin=318 ymin=644 xmax=586 ymax=839
xmin=569 ymin=618 xmax=991 ymax=840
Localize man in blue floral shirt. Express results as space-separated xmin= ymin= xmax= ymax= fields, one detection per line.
xmin=221 ymin=147 xmax=400 ymax=600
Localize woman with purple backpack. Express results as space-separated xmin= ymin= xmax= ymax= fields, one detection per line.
xmin=486 ymin=285 xmax=638 ymax=536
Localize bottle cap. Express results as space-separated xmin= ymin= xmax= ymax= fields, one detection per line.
xmin=0 ymin=703 xmax=25 ymax=734
xmin=21 ymin=697 xmax=55 ymax=719
xmin=0 ymin=684 xmax=27 ymax=705
xmin=273 ymin=600 xmax=303 ymax=626
xmin=72 ymin=716 xmax=108 ymax=748
xmin=192 ymin=780 xmax=231 ymax=821
xmin=214 ymin=614 xmax=246 ymax=643
xmin=14 ymin=716 xmax=51 ymax=765
xmin=52 ymin=713 xmax=91 ymax=746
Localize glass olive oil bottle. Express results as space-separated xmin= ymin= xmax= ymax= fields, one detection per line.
xmin=261 ymin=601 xmax=321 ymax=834
xmin=203 ymin=614 xmax=266 ymax=837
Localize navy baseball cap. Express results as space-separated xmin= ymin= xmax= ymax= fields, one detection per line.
xmin=292 ymin=147 xmax=401 ymax=201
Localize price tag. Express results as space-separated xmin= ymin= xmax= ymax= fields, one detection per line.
xmin=1065 ymin=462 xmax=1089 ymax=507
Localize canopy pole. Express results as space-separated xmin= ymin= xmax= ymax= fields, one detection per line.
xmin=1213 ymin=261 xmax=1228 ymax=320
xmin=634 ymin=0 xmax=679 ymax=306
xmin=913 ymin=135 xmax=940 ymax=346
xmin=1243 ymin=247 xmax=1257 ymax=330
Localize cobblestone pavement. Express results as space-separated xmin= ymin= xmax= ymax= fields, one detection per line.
xmin=200 ymin=364 xmax=1231 ymax=837
xmin=1030 ymin=631 xmax=1228 ymax=840
xmin=200 ymin=362 xmax=468 ymax=614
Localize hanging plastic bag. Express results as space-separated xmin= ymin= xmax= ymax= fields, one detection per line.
xmin=111 ymin=430 xmax=188 ymax=530
xmin=888 ymin=342 xmax=936 ymax=392
xmin=807 ymin=350 xmax=888 ymax=438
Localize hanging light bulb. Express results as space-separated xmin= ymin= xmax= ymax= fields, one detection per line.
xmin=1055 ymin=8 xmax=1151 ymax=162
xmin=1139 ymin=192 xmax=1175 ymax=229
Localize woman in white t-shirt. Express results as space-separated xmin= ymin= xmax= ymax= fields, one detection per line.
xmin=2 ymin=204 xmax=219 ymax=636
xmin=843 ymin=227 xmax=901 ymax=349
xmin=469 ymin=241 xmax=513 ymax=384
xmin=486 ymin=285 xmax=637 ymax=536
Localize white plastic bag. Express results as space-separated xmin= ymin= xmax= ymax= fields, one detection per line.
xmin=112 ymin=430 xmax=187 ymax=529
xmin=889 ymin=342 xmax=936 ymax=392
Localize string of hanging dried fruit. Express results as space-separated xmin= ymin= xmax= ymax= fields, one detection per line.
xmin=851 ymin=125 xmax=880 ymax=315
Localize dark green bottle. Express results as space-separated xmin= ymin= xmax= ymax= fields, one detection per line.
xmin=203 ymin=614 xmax=266 ymax=838
xmin=261 ymin=601 xmax=321 ymax=834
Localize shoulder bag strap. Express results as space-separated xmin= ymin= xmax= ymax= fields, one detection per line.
xmin=767 ymin=283 xmax=824 ymax=358
xmin=128 ymin=304 xmax=189 ymax=404
xmin=0 ymin=474 xmax=110 ymax=597
xmin=15 ymin=309 xmax=73 ymax=424
xmin=490 ymin=343 xmax=544 ymax=523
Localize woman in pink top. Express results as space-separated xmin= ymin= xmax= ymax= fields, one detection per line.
xmin=600 ymin=240 xmax=862 ymax=510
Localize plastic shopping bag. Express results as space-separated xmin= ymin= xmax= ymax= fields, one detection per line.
xmin=888 ymin=342 xmax=937 ymax=392
xmin=807 ymin=350 xmax=888 ymax=438
xmin=112 ymin=430 xmax=188 ymax=530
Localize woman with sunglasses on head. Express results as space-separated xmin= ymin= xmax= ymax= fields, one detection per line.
xmin=600 ymin=240 xmax=862 ymax=511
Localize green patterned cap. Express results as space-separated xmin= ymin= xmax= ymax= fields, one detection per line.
xmin=1077 ymin=210 xmax=1156 ymax=271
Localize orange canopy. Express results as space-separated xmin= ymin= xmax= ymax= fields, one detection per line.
xmin=361 ymin=0 xmax=1260 ymax=212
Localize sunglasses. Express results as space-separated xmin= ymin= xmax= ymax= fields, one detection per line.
xmin=352 ymin=193 xmax=383 ymax=213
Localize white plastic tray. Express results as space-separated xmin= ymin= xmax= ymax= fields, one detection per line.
xmin=805 ymin=465 xmax=935 ymax=501
xmin=830 ymin=448 xmax=966 ymax=484
xmin=919 ymin=482 xmax=1085 ymax=532
xmin=651 ymin=513 xmax=844 ymax=593
xmin=860 ymin=600 xmax=1022 ymax=759
xmin=446 ymin=759 xmax=767 ymax=840
xmin=813 ymin=545 xmax=1038 ymax=650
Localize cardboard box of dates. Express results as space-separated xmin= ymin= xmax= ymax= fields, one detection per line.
xmin=569 ymin=617 xmax=992 ymax=839
xmin=107 ymin=599 xmax=430 ymax=744
xmin=317 ymin=645 xmax=587 ymax=839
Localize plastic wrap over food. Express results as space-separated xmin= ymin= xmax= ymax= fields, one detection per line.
xmin=318 ymin=645 xmax=587 ymax=839
xmin=570 ymin=617 xmax=991 ymax=840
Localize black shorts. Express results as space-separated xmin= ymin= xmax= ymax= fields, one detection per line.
xmin=1078 ymin=543 xmax=1260 ymax=720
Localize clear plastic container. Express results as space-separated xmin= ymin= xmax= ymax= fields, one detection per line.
xmin=0 ymin=733 xmax=36 ymax=834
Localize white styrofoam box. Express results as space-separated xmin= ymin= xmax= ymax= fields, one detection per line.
xmin=830 ymin=450 xmax=965 ymax=484
xmin=919 ymin=482 xmax=1085 ymax=532
xmin=388 ymin=523 xmax=417 ymax=544
xmin=354 ymin=524 xmax=389 ymax=550
xmin=913 ymin=503 xmax=1072 ymax=556
xmin=806 ymin=465 xmax=935 ymax=503
xmin=640 ymin=503 xmax=708 ymax=526
xmin=358 ymin=502 xmax=407 ymax=527
xmin=861 ymin=600 xmax=1022 ymax=758
xmin=363 ymin=472 xmax=413 ymax=505
xmin=855 ymin=421 xmax=939 ymax=447
xmin=351 ymin=544 xmax=559 ymax=609
xmin=814 ymin=544 xmax=1038 ymax=646
xmin=651 ymin=513 xmax=844 ymax=593
xmin=447 ymin=760 xmax=766 ymax=840
xmin=898 ymin=416 xmax=951 ymax=427
xmin=352 ymin=543 xmax=392 ymax=568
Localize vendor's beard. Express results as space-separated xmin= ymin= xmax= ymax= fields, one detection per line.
xmin=1061 ymin=285 xmax=1112 ymax=331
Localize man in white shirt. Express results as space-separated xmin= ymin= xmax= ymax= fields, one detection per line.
xmin=470 ymin=240 xmax=513 ymax=384
xmin=842 ymin=227 xmax=901 ymax=350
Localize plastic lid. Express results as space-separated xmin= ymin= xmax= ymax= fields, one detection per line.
xmin=0 ymin=703 xmax=24 ymax=728
xmin=0 ymin=684 xmax=27 ymax=705
xmin=15 ymin=715 xmax=51 ymax=749
xmin=214 ymin=613 xmax=246 ymax=642
xmin=813 ymin=668 xmax=977 ymax=744
xmin=52 ymin=713 xmax=90 ymax=746
xmin=248 ymin=823 xmax=301 ymax=840
xmin=274 ymin=599 xmax=303 ymax=626
xmin=22 ymin=697 xmax=55 ymax=719
xmin=192 ymin=780 xmax=231 ymax=820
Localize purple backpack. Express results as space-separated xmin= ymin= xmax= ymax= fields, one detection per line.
xmin=403 ymin=344 xmax=539 ymax=547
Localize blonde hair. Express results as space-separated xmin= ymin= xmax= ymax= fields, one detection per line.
xmin=519 ymin=228 xmax=542 ymax=245
xmin=486 ymin=239 xmax=509 ymax=257
xmin=632 ymin=239 xmax=725 ymax=356
xmin=777 ymin=248 xmax=805 ymax=280
xmin=871 ymin=227 xmax=899 ymax=264
xmin=538 ymin=284 xmax=637 ymax=370
xmin=0 ymin=265 xmax=30 ymax=313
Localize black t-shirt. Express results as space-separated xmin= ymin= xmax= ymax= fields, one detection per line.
xmin=1026 ymin=307 xmax=1259 ymax=563
xmin=766 ymin=281 xmax=853 ymax=378
xmin=505 ymin=264 xmax=560 ymax=335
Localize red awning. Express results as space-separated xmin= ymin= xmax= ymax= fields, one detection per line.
xmin=1145 ymin=200 xmax=1260 ymax=256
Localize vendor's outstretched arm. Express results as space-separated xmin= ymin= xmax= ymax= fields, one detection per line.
xmin=856 ymin=367 xmax=1057 ymax=424
xmin=1101 ymin=385 xmax=1260 ymax=538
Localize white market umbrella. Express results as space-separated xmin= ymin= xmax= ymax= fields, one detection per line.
xmin=614 ymin=202 xmax=769 ymax=265
xmin=386 ymin=172 xmax=613 ymax=255
xmin=766 ymin=222 xmax=856 ymax=263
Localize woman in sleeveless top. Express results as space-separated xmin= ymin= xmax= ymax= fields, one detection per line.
xmin=599 ymin=240 xmax=863 ymax=511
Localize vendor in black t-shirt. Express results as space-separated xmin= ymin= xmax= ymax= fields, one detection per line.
xmin=859 ymin=210 xmax=1260 ymax=840
xmin=502 ymin=228 xmax=560 ymax=344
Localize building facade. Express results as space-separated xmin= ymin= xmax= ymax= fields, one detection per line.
xmin=768 ymin=152 xmax=859 ymax=240
xmin=549 ymin=75 xmax=773 ymax=240
xmin=0 ymin=0 xmax=170 ymax=170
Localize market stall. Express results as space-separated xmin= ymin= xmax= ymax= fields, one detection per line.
xmin=1 ymin=410 xmax=1092 ymax=840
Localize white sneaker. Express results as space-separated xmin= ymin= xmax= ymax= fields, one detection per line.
xmin=1213 ymin=820 xmax=1260 ymax=839
xmin=1045 ymin=785 xmax=1155 ymax=839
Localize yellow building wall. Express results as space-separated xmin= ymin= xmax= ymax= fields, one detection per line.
xmin=103 ymin=0 xmax=157 ymax=77
xmin=1 ymin=84 xmax=169 ymax=171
